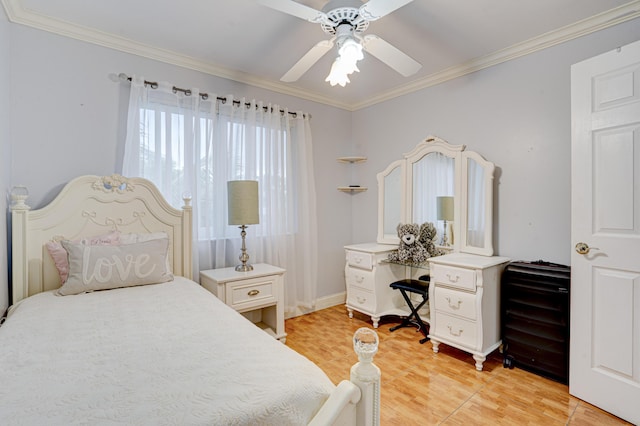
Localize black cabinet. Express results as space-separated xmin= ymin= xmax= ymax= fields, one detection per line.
xmin=501 ymin=261 xmax=570 ymax=384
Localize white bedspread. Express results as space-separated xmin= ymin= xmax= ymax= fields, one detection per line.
xmin=0 ymin=278 xmax=335 ymax=425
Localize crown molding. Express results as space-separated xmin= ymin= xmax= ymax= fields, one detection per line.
xmin=0 ymin=0 xmax=354 ymax=110
xmin=3 ymin=0 xmax=639 ymax=112
xmin=352 ymin=1 xmax=640 ymax=110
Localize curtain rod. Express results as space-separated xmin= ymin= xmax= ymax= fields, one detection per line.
xmin=118 ymin=73 xmax=309 ymax=119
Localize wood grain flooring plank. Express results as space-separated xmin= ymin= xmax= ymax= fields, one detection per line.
xmin=285 ymin=305 xmax=631 ymax=425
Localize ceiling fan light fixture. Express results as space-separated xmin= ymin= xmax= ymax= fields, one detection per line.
xmin=325 ymin=57 xmax=352 ymax=87
xmin=325 ymin=36 xmax=363 ymax=86
xmin=339 ymin=37 xmax=364 ymax=64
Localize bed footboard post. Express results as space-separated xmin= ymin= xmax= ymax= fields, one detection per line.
xmin=351 ymin=328 xmax=381 ymax=426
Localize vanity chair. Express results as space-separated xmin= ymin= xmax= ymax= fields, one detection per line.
xmin=344 ymin=136 xmax=509 ymax=371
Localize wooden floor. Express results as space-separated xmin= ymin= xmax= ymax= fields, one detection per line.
xmin=285 ymin=305 xmax=631 ymax=425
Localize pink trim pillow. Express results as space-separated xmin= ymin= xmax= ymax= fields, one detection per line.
xmin=45 ymin=231 xmax=120 ymax=283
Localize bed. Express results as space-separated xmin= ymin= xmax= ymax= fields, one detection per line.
xmin=1 ymin=174 xmax=380 ymax=425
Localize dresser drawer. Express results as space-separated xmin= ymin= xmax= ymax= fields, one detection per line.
xmin=434 ymin=312 xmax=478 ymax=348
xmin=345 ymin=267 xmax=375 ymax=291
xmin=434 ymin=287 xmax=477 ymax=320
xmin=432 ymin=264 xmax=476 ymax=291
xmin=346 ymin=250 xmax=374 ymax=270
xmin=347 ymin=287 xmax=375 ymax=313
xmin=228 ymin=278 xmax=276 ymax=310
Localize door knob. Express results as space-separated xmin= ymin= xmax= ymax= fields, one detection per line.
xmin=575 ymin=242 xmax=597 ymax=255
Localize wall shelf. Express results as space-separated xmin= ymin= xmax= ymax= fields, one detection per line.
xmin=337 ymin=156 xmax=367 ymax=164
xmin=338 ymin=186 xmax=368 ymax=193
xmin=338 ymin=156 xmax=367 ymax=192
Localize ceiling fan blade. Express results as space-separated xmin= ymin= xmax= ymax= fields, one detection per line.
xmin=255 ymin=0 xmax=325 ymax=23
xmin=281 ymin=39 xmax=335 ymax=82
xmin=362 ymin=34 xmax=422 ymax=77
xmin=359 ymin=0 xmax=415 ymax=21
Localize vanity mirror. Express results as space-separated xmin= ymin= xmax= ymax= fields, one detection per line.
xmin=377 ymin=136 xmax=495 ymax=256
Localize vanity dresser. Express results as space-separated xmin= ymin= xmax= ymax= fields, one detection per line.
xmin=428 ymin=253 xmax=509 ymax=371
xmin=344 ymin=243 xmax=406 ymax=328
xmin=345 ymin=136 xmax=509 ymax=370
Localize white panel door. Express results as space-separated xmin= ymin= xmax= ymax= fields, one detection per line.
xmin=570 ymin=39 xmax=640 ymax=424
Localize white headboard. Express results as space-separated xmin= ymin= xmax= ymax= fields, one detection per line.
xmin=10 ymin=174 xmax=193 ymax=304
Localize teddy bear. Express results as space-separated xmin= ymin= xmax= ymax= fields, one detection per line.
xmin=387 ymin=223 xmax=429 ymax=264
xmin=419 ymin=221 xmax=446 ymax=258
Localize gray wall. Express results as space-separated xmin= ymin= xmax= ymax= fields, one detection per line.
xmin=5 ymin=21 xmax=352 ymax=306
xmin=1 ymin=8 xmax=10 ymax=314
xmin=2 ymin=12 xmax=640 ymax=309
xmin=351 ymin=18 xmax=640 ymax=266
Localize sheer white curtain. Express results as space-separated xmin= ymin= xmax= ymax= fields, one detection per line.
xmin=122 ymin=76 xmax=319 ymax=316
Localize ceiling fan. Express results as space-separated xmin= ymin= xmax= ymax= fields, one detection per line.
xmin=256 ymin=0 xmax=422 ymax=86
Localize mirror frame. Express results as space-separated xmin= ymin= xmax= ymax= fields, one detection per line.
xmin=377 ymin=159 xmax=406 ymax=244
xmin=377 ymin=135 xmax=495 ymax=256
xmin=460 ymin=150 xmax=495 ymax=255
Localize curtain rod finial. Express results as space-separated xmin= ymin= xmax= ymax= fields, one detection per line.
xmin=108 ymin=73 xmax=130 ymax=83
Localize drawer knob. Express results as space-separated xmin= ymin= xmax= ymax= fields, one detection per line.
xmin=356 ymin=275 xmax=365 ymax=283
xmin=356 ymin=296 xmax=367 ymax=304
xmin=247 ymin=289 xmax=260 ymax=296
xmin=447 ymin=325 xmax=464 ymax=336
xmin=446 ymin=273 xmax=460 ymax=283
xmin=354 ymin=256 xmax=362 ymax=264
xmin=445 ymin=297 xmax=462 ymax=309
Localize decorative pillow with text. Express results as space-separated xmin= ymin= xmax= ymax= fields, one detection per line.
xmin=58 ymin=238 xmax=173 ymax=296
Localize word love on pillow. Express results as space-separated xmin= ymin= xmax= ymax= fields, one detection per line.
xmin=58 ymin=238 xmax=174 ymax=296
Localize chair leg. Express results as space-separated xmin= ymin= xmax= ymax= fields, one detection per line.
xmin=389 ymin=289 xmax=430 ymax=343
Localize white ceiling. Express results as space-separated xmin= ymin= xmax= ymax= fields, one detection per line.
xmin=3 ymin=0 xmax=640 ymax=110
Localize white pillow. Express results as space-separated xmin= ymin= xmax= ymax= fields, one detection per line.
xmin=119 ymin=232 xmax=172 ymax=272
xmin=58 ymin=238 xmax=173 ymax=296
xmin=119 ymin=232 xmax=168 ymax=244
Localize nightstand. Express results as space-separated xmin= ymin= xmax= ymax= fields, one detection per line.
xmin=200 ymin=264 xmax=287 ymax=342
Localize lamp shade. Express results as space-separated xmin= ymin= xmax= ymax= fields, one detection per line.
xmin=227 ymin=180 xmax=259 ymax=225
xmin=437 ymin=196 xmax=454 ymax=221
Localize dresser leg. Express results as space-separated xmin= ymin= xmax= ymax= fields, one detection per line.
xmin=347 ymin=307 xmax=353 ymax=319
xmin=473 ymin=354 xmax=486 ymax=371
xmin=371 ymin=316 xmax=380 ymax=328
xmin=431 ymin=340 xmax=440 ymax=353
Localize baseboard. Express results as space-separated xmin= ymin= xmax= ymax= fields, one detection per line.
xmin=285 ymin=291 xmax=346 ymax=319
xmin=315 ymin=292 xmax=346 ymax=311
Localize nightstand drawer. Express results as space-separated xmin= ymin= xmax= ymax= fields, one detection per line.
xmin=434 ymin=286 xmax=477 ymax=320
xmin=434 ymin=312 xmax=477 ymax=348
xmin=228 ymin=279 xmax=276 ymax=310
xmin=347 ymin=287 xmax=375 ymax=313
xmin=346 ymin=251 xmax=374 ymax=270
xmin=432 ymin=264 xmax=476 ymax=291
xmin=345 ymin=267 xmax=375 ymax=291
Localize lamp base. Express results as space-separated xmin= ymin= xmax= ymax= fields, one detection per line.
xmin=441 ymin=220 xmax=451 ymax=247
xmin=235 ymin=263 xmax=254 ymax=272
xmin=235 ymin=224 xmax=254 ymax=272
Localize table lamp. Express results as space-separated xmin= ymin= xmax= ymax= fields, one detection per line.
xmin=437 ymin=196 xmax=454 ymax=246
xmin=227 ymin=180 xmax=259 ymax=272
